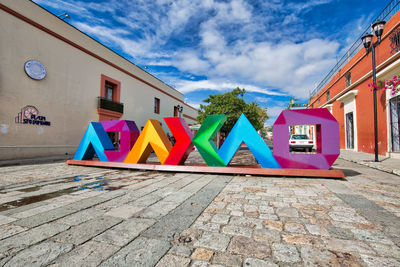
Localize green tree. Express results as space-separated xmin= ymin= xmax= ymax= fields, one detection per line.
xmin=197 ymin=88 xmax=269 ymax=133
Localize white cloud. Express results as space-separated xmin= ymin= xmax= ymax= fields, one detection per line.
xmin=176 ymin=79 xmax=285 ymax=96
xmin=184 ymin=101 xmax=201 ymax=110
xmin=282 ymin=14 xmax=299 ymax=25
xmin=254 ymin=96 xmax=271 ymax=103
xmin=172 ymin=52 xmax=210 ymax=74
xmin=254 ymin=97 xmax=286 ymax=106
xmin=287 ymin=0 xmax=334 ymax=13
xmin=267 ymin=106 xmax=286 ymax=117
xmin=74 ymin=22 xmax=166 ymax=59
xmin=265 ymin=105 xmax=288 ymax=125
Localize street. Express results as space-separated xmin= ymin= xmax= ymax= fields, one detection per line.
xmin=0 ymin=155 xmax=399 ymax=266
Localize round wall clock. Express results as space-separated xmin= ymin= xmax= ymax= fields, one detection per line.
xmin=24 ymin=60 xmax=46 ymax=80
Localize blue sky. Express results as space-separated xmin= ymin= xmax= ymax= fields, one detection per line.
xmin=33 ymin=0 xmax=386 ymax=124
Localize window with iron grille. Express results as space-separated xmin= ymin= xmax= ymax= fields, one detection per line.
xmin=345 ymin=72 xmax=351 ymax=87
xmin=326 ymin=90 xmax=330 ymax=102
xmin=390 ymin=28 xmax=400 ymax=55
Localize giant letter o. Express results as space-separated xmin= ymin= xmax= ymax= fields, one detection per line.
xmin=273 ymin=108 xmax=339 ymax=170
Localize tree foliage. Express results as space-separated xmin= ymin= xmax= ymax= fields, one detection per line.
xmin=197 ymin=88 xmax=269 ymax=133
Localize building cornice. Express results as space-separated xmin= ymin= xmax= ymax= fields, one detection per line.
xmin=336 ymin=90 xmax=358 ymax=103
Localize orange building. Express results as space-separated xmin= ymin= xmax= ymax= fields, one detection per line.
xmin=309 ymin=1 xmax=400 ymax=159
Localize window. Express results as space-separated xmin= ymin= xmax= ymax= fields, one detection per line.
xmin=318 ymin=99 xmax=321 ymax=107
xmin=174 ymin=106 xmax=178 ymax=117
xmin=100 ymin=74 xmax=121 ymax=103
xmin=345 ymin=72 xmax=351 ymax=87
xmin=154 ymin=97 xmax=160 ymax=114
xmin=326 ymin=90 xmax=330 ymax=102
xmin=346 ymin=112 xmax=354 ymax=149
xmin=104 ymin=81 xmax=115 ymax=101
xmin=390 ymin=96 xmax=400 ymax=151
xmin=390 ymin=28 xmax=400 ymax=55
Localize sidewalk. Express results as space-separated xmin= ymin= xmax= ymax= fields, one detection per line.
xmin=339 ymin=149 xmax=400 ymax=176
xmin=0 ymin=155 xmax=72 ymax=167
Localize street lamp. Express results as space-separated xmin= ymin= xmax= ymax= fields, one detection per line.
xmin=57 ymin=13 xmax=70 ymax=20
xmin=361 ymin=20 xmax=386 ymax=162
xmin=177 ymin=104 xmax=183 ymax=118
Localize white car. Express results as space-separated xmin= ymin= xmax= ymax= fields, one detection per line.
xmin=289 ymin=134 xmax=314 ymax=152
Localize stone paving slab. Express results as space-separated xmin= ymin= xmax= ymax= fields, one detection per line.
xmin=3 ymin=241 xmax=73 ymax=267
xmin=14 ymin=196 xmax=110 ymax=228
xmin=94 ymin=217 xmax=156 ymax=246
xmin=54 ymin=207 xmax=106 ymax=226
xmin=0 ymin=223 xmax=70 ymax=259
xmin=49 ymin=240 xmax=120 ymax=267
xmin=0 ymin=224 xmax=28 ymax=240
xmin=99 ymin=237 xmax=170 ymax=267
xmin=51 ymin=216 xmax=122 ymax=245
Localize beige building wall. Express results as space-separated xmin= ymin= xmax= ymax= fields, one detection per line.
xmin=0 ymin=0 xmax=198 ymax=160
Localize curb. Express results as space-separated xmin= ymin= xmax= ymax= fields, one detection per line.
xmin=0 ymin=155 xmax=72 ymax=167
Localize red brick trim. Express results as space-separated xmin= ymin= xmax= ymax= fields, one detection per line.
xmin=183 ymin=114 xmax=197 ymax=121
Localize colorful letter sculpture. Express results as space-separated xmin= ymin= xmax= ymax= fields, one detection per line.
xmin=218 ymin=114 xmax=281 ymax=168
xmin=163 ymin=117 xmax=194 ymax=165
xmin=73 ymin=109 xmax=341 ymax=171
xmin=273 ymin=108 xmax=340 ymax=170
xmin=100 ymin=120 xmax=140 ymax=162
xmin=192 ymin=114 xmax=227 ymax=166
xmin=124 ymin=119 xmax=172 ymax=164
xmin=73 ymin=122 xmax=114 ymax=161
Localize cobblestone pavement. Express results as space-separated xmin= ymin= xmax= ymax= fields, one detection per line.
xmin=0 ymin=152 xmax=400 ymax=266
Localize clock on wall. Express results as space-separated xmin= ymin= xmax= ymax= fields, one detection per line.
xmin=24 ymin=60 xmax=46 ymax=80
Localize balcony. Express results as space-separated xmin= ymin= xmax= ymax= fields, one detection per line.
xmin=97 ymin=97 xmax=124 ymax=113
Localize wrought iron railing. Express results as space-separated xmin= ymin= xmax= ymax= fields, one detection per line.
xmin=98 ymin=97 xmax=124 ymax=113
xmin=309 ymin=0 xmax=400 ymax=98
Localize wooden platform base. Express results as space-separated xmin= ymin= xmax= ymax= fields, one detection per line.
xmin=66 ymin=160 xmax=345 ymax=179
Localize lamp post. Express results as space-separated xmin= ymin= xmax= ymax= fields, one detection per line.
xmin=361 ymin=20 xmax=386 ymax=162
xmin=177 ymin=104 xmax=183 ymax=118
xmin=57 ymin=13 xmax=70 ymax=20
